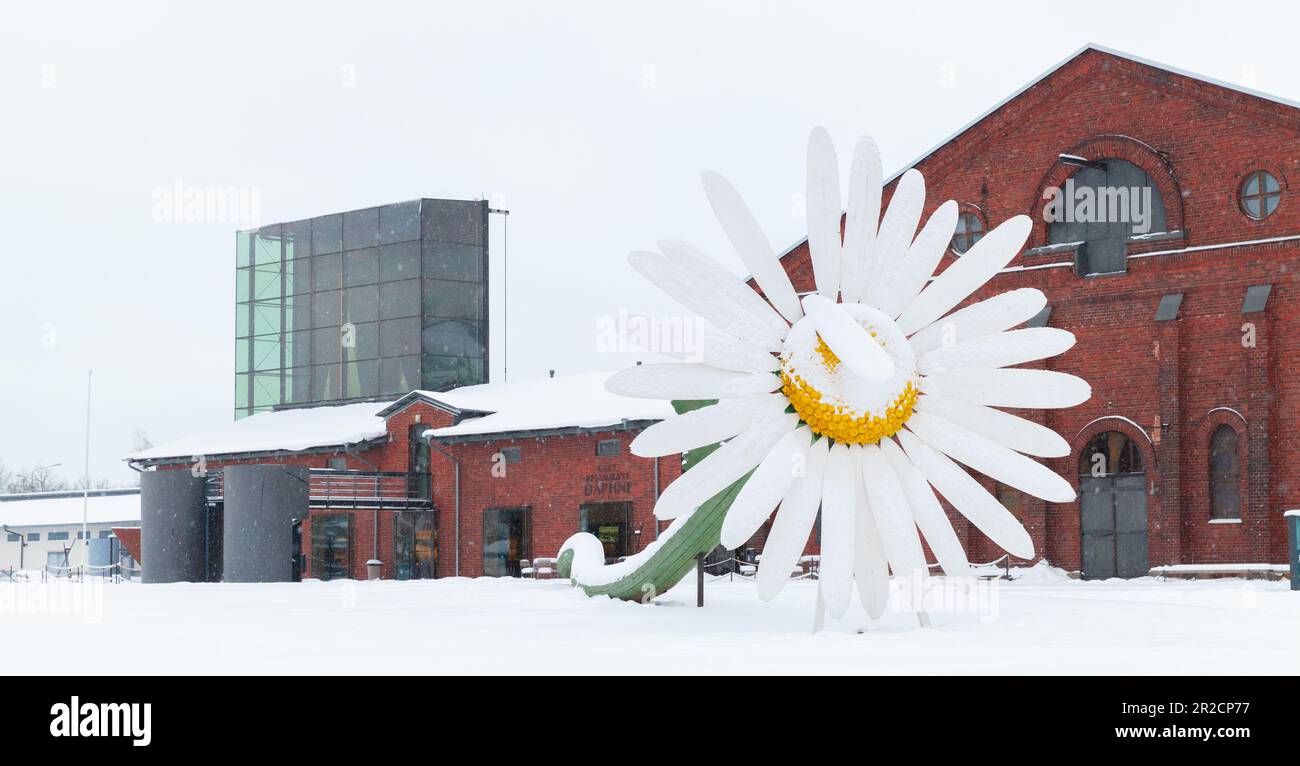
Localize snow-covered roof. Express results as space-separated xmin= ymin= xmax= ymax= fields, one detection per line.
xmin=127 ymin=399 xmax=392 ymax=463
xmin=422 ymin=371 xmax=675 ymax=439
xmin=0 ymin=490 xmax=141 ymax=528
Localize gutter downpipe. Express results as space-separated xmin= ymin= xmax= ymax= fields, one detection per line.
xmin=423 ymin=433 xmax=461 ymax=577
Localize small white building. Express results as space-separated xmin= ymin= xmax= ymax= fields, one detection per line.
xmin=0 ymin=488 xmax=141 ymax=575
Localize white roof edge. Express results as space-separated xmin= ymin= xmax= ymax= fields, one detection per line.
xmin=769 ymin=43 xmax=1300 ymax=265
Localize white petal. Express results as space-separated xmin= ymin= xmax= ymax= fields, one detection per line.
xmin=628 ymin=250 xmax=784 ymax=351
xmin=658 ymin=238 xmax=790 ymax=341
xmin=838 ymin=136 xmax=882 ymax=303
xmin=918 ymin=327 xmax=1076 ymax=374
xmin=896 ymin=215 xmax=1032 ymax=336
xmin=701 ymin=171 xmax=803 ymax=324
xmin=606 ymin=363 xmax=779 ymax=401
xmin=861 ymin=169 xmax=924 ymax=310
xmin=875 ymin=200 xmax=958 ymax=319
xmin=801 ymin=293 xmax=894 ymax=383
xmin=630 ymin=394 xmax=789 ymax=457
xmin=914 ymin=393 xmax=1069 ymax=458
xmin=859 ymin=444 xmax=928 ymax=582
xmin=758 ymin=436 xmax=829 ymax=602
xmin=819 ymin=442 xmax=856 ymax=618
xmin=879 ymin=437 xmax=971 ymax=578
xmin=897 ymin=428 xmax=1034 ymax=559
xmin=922 ymin=368 xmax=1091 ymax=410
xmin=721 ymin=427 xmax=811 ymax=549
xmin=906 ymin=410 xmax=1076 ymax=503
xmin=908 ymin=288 xmax=1047 ymax=356
xmin=806 ymin=127 xmax=842 ymax=300
xmin=652 ymin=413 xmax=799 ymax=519
xmin=616 ymin=313 xmax=778 ymax=373
xmin=851 ymin=458 xmax=890 ymax=619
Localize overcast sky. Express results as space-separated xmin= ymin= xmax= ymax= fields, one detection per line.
xmin=2 ymin=0 xmax=1297 ymax=484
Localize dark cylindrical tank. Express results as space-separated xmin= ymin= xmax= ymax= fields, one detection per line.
xmin=222 ymin=464 xmax=308 ymax=583
xmin=140 ymin=470 xmax=208 ymax=583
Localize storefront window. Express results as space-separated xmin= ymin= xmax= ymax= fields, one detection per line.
xmin=483 ymin=507 xmax=529 ymax=577
xmin=311 ymin=514 xmax=352 ymax=581
xmin=580 ymin=502 xmax=632 ymax=563
xmin=394 ymin=510 xmax=437 ymax=580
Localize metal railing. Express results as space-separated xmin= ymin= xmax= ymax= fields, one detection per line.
xmin=204 ymin=469 xmax=432 ymax=508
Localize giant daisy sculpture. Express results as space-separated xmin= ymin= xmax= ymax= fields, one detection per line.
xmin=606 ymin=128 xmax=1090 ymax=620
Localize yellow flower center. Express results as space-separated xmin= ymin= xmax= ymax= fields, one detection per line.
xmin=781 ymin=332 xmax=917 ymax=445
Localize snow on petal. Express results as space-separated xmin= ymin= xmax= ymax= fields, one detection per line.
xmin=838 ymin=136 xmax=882 ymax=303
xmin=630 ymin=394 xmax=789 ymax=457
xmin=906 ymin=410 xmax=1076 ymax=503
xmin=819 ymin=442 xmax=856 ymax=618
xmin=721 ymin=427 xmax=811 ymax=549
xmin=896 ymin=428 xmax=1034 ymax=559
xmin=806 ymin=127 xmax=842 ymax=300
xmin=620 ymin=314 xmax=778 ymax=373
xmin=914 ymin=393 xmax=1069 ymax=458
xmin=851 ymin=455 xmax=890 ymax=619
xmin=879 ymin=437 xmax=971 ymax=578
xmin=874 ymin=200 xmax=958 ymax=319
xmin=861 ymin=169 xmax=924 ymax=310
xmin=606 ymin=362 xmax=779 ymax=401
xmin=922 ymin=368 xmax=1091 ymax=410
xmin=859 ymin=444 xmax=928 ymax=583
xmin=658 ymin=238 xmax=790 ymax=341
xmin=701 ymin=170 xmax=803 ymax=324
xmin=801 ymin=293 xmax=895 ymax=383
xmin=627 ymin=250 xmax=784 ymax=351
xmin=896 ymin=215 xmax=1033 ymax=336
xmin=757 ymin=436 xmax=829 ymax=602
xmin=917 ymin=327 xmax=1076 ymax=375
xmin=652 ymin=413 xmax=799 ymax=520
xmin=908 ymin=288 xmax=1046 ymax=356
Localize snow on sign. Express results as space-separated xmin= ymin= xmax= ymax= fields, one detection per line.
xmin=563 ymin=129 xmax=1091 ymax=626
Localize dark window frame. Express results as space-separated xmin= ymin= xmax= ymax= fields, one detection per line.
xmin=1209 ymin=424 xmax=1243 ymax=520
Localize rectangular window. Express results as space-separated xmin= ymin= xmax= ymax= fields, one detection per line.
xmin=596 ymin=439 xmax=621 ymax=457
xmin=482 ymin=507 xmax=529 ymax=577
xmin=500 ymin=446 xmax=522 ymax=464
xmin=48 ymin=531 xmax=69 ymax=540
xmin=27 ymin=532 xmax=39 ymax=541
xmin=393 ymin=510 xmax=437 ymax=580
xmin=380 ymin=201 xmax=421 ymax=245
xmin=6 ymin=533 xmax=18 ymax=542
xmin=311 ymin=514 xmax=352 ymax=581
xmin=579 ymin=502 xmax=633 ymax=563
xmin=99 ymin=530 xmax=113 ymax=539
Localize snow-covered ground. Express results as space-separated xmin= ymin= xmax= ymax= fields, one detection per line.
xmin=2 ymin=566 xmax=1296 ymax=674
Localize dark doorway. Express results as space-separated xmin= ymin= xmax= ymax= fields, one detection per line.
xmin=1079 ymin=431 xmax=1148 ymax=579
xmin=483 ymin=507 xmax=530 ymax=577
xmin=291 ymin=519 xmax=302 ymax=582
xmin=311 ymin=513 xmax=353 ymax=581
xmin=394 ymin=510 xmax=438 ymax=579
xmin=579 ymin=502 xmax=633 ymax=563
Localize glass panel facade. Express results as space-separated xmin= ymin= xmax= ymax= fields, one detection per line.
xmin=234 ymin=199 xmax=489 ymax=417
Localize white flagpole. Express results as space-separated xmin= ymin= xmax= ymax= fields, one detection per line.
xmin=81 ymin=370 xmax=92 ymax=574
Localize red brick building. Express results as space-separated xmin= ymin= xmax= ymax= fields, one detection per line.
xmin=129 ymin=373 xmax=681 ymax=580
xmin=768 ymin=44 xmax=1297 ymax=574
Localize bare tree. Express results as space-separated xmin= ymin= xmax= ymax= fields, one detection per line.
xmin=131 ymin=429 xmax=153 ymax=453
xmin=0 ymin=460 xmax=12 ymax=494
xmin=13 ymin=464 xmax=68 ymax=494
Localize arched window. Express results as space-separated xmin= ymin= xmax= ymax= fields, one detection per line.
xmin=950 ymin=208 xmax=985 ymax=255
xmin=1209 ymin=425 xmax=1241 ymax=520
xmin=1047 ymin=158 xmax=1168 ymax=277
xmin=1078 ymin=430 xmax=1144 ymax=478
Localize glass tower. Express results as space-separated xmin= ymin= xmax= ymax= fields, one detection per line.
xmin=234 ymin=198 xmax=489 ymax=418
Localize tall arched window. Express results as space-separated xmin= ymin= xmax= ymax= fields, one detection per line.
xmin=1048 ymin=158 xmax=1168 ymax=277
xmin=1078 ymin=430 xmax=1144 ymax=478
xmin=1209 ymin=425 xmax=1241 ymax=520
